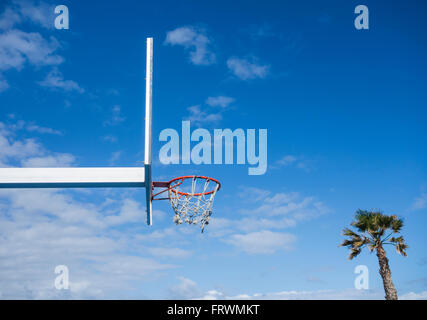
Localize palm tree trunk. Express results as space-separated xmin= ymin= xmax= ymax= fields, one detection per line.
xmin=376 ymin=244 xmax=398 ymax=300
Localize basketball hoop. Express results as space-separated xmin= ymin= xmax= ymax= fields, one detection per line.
xmin=152 ymin=176 xmax=221 ymax=232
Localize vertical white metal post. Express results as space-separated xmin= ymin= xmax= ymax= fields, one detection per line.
xmin=145 ymin=37 xmax=153 ymax=225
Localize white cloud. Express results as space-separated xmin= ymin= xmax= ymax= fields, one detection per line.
xmin=185 ymin=104 xmax=222 ymax=126
xmin=21 ymin=153 xmax=75 ymax=167
xmin=205 ymin=96 xmax=235 ymax=108
xmin=0 ymin=78 xmax=10 ymax=92
xmin=0 ymin=7 xmax=22 ymax=30
xmin=273 ymin=155 xmax=312 ymax=172
xmin=277 ymin=155 xmax=297 ymax=166
xmin=26 ymin=123 xmax=62 ymax=135
xmin=0 ymin=2 xmax=81 ymax=94
xmin=411 ymin=193 xmax=427 ymax=211
xmin=15 ymin=0 xmax=54 ymax=29
xmin=0 ymin=189 xmax=175 ymax=298
xmin=109 ymin=151 xmax=122 ymax=164
xmin=205 ymin=183 xmax=330 ymax=248
xmin=104 ymin=105 xmax=126 ymax=126
xmin=148 ymin=247 xmax=192 ymax=259
xmin=184 ymin=95 xmax=236 ymax=126
xmin=248 ymin=24 xmax=277 ymax=40
xmin=38 ymin=68 xmax=84 ymax=93
xmin=102 ymin=135 xmax=118 ymax=143
xmin=226 ymin=230 xmax=296 ymax=254
xmin=0 ymin=0 xmax=54 ymax=30
xmin=264 ymin=192 xmax=299 ymax=205
xmin=0 ymin=134 xmax=41 ymax=162
xmin=1 ymin=189 xmax=105 ymax=228
xmin=238 ymin=188 xmax=329 ymax=221
xmin=0 ymin=187 xmax=174 ymax=298
xmin=237 ymin=186 xmax=271 ymax=202
xmin=104 ymin=199 xmax=144 ymax=226
xmin=165 ymin=26 xmax=215 ymax=65
xmin=195 ymin=288 xmax=386 ymax=300
xmin=1 ymin=120 xmax=62 ymax=135
xmin=400 ymin=291 xmax=427 ymax=300
xmin=168 ymin=277 xmax=201 ymax=299
xmin=0 ymin=29 xmax=63 ymax=71
xmin=198 ymin=289 xmax=227 ymax=300
xmin=168 ymin=278 xmax=396 ymax=300
xmin=208 ymin=215 xmax=298 ymax=238
xmin=208 ymin=187 xmax=328 ymax=244
xmin=135 ymin=227 xmax=180 ymax=242
xmin=0 ymin=121 xmax=72 ymax=167
xmin=237 ymin=217 xmax=297 ymax=232
xmin=227 ymin=57 xmax=269 ymax=80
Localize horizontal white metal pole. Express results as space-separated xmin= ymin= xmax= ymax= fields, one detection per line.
xmin=0 ymin=167 xmax=145 ymax=188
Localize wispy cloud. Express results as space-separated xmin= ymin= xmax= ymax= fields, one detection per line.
xmin=272 ymin=155 xmax=312 ymax=172
xmin=0 ymin=0 xmax=54 ymax=31
xmin=195 ymin=288 xmax=384 ymax=300
xmin=0 ymin=77 xmax=9 ymax=92
xmin=1 ymin=120 xmax=70 ymax=168
xmin=400 ymin=291 xmax=427 ymax=300
xmin=109 ymin=150 xmax=122 ymax=164
xmin=21 ymin=153 xmax=75 ymax=167
xmin=148 ymin=247 xmax=193 ymax=259
xmin=206 ymin=186 xmax=329 ymax=249
xmin=102 ymin=135 xmax=118 ymax=143
xmin=26 ymin=123 xmax=62 ymax=135
xmin=0 ymin=123 xmax=41 ymax=165
xmin=226 ymin=230 xmax=296 ymax=254
xmin=247 ymin=24 xmax=278 ymax=40
xmin=238 ymin=187 xmax=329 ymax=218
xmin=165 ymin=26 xmax=215 ymax=65
xmin=14 ymin=0 xmax=55 ymax=29
xmin=184 ymin=95 xmax=235 ymax=125
xmin=0 ymin=119 xmax=62 ymax=136
xmin=104 ymin=198 xmax=144 ymax=226
xmin=410 ymin=193 xmax=427 ymax=211
xmin=168 ymin=277 xmax=201 ymax=299
xmin=227 ymin=57 xmax=269 ymax=80
xmin=0 ymin=120 xmax=72 ymax=167
xmin=237 ymin=186 xmax=271 ymax=203
xmin=0 ymin=7 xmax=21 ymax=30
xmin=0 ymin=29 xmax=63 ymax=71
xmin=104 ymin=105 xmax=126 ymax=126
xmin=38 ymin=68 xmax=84 ymax=93
xmin=205 ymin=96 xmax=235 ymax=108
xmin=276 ymin=155 xmax=297 ymax=166
xmin=185 ymin=104 xmax=222 ymax=126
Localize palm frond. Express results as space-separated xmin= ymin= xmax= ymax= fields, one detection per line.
xmin=340 ymin=239 xmax=354 ymax=247
xmin=348 ymin=247 xmax=362 ymax=260
xmin=391 ymin=217 xmax=404 ymax=233
xmin=395 ymin=243 xmax=408 ymax=257
xmin=342 ymin=228 xmax=360 ymax=238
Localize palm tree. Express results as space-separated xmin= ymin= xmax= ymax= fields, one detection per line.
xmin=340 ymin=209 xmax=408 ymax=300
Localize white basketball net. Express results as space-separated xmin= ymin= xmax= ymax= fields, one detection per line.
xmin=168 ymin=177 xmax=220 ymax=232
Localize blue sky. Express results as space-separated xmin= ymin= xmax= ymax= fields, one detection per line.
xmin=0 ymin=0 xmax=426 ymax=299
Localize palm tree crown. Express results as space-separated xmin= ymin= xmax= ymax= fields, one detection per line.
xmin=340 ymin=209 xmax=408 ymax=259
